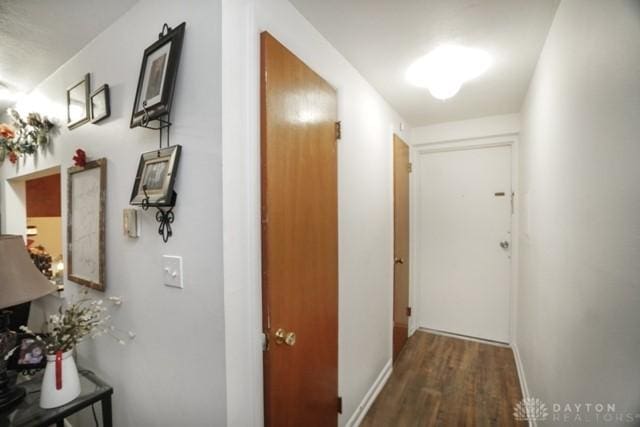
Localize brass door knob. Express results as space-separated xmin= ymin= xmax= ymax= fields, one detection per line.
xmin=274 ymin=328 xmax=296 ymax=346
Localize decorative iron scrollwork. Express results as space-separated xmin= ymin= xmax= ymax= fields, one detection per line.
xmin=141 ymin=185 xmax=177 ymax=243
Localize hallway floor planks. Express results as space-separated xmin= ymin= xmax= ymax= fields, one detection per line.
xmin=361 ymin=331 xmax=526 ymax=427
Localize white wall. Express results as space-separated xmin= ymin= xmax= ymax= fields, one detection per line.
xmin=0 ymin=1 xmax=226 ymax=425
xmin=2 ymin=179 xmax=26 ymax=236
xmin=222 ymin=0 xmax=409 ymax=425
xmin=410 ymin=113 xmax=520 ymax=145
xmin=518 ymin=0 xmax=640 ymax=419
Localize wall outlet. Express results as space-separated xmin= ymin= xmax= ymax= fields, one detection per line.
xmin=163 ymin=255 xmax=183 ymax=289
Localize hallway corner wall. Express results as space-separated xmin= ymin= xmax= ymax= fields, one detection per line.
xmin=222 ymin=0 xmax=410 ymax=425
xmin=518 ymin=0 xmax=640 ymax=416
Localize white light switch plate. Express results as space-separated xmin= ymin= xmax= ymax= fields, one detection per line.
xmin=163 ymin=255 xmax=183 ymax=289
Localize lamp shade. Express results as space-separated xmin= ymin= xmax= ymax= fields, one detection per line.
xmin=0 ymin=235 xmax=57 ymax=309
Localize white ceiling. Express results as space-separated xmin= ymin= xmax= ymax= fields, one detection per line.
xmin=289 ymin=0 xmax=560 ymax=126
xmin=0 ymin=0 xmax=139 ymax=111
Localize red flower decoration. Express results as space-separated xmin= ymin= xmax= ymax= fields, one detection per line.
xmin=8 ymin=152 xmax=18 ymax=164
xmin=0 ymin=123 xmax=15 ymax=139
xmin=73 ymin=149 xmax=86 ymax=167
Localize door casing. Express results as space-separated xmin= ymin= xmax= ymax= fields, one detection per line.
xmin=393 ymin=134 xmax=410 ymax=361
xmin=260 ymin=31 xmax=339 ymax=427
xmin=411 ymin=136 xmax=520 ymax=344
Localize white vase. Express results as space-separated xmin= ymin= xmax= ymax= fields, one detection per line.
xmin=40 ymin=349 xmax=81 ymax=408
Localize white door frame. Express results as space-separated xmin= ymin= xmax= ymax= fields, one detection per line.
xmin=410 ymin=133 xmax=520 ymax=344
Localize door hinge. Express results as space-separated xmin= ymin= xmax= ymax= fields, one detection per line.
xmin=337 ymin=396 xmax=343 ymax=414
xmin=511 ymin=191 xmax=515 ymax=215
xmin=335 ymin=121 xmax=341 ymax=140
xmin=408 ymin=162 xmax=413 ymax=173
xmin=406 ymin=307 xmax=412 ymax=317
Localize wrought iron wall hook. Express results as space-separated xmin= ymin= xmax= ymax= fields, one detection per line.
xmin=159 ymin=23 xmax=172 ymax=39
xmin=139 ymin=185 xmax=177 ymax=242
xmin=139 ymin=102 xmax=172 ymax=149
xmin=141 ymin=185 xmax=151 ymax=211
xmin=140 ymin=102 xmax=151 ymax=128
xmin=156 ymin=207 xmax=175 ymax=243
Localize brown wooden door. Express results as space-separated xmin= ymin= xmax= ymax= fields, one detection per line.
xmin=261 ymin=32 xmax=339 ymax=427
xmin=393 ymin=135 xmax=410 ymax=361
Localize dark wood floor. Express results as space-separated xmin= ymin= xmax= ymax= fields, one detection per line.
xmin=361 ymin=331 xmax=525 ymax=427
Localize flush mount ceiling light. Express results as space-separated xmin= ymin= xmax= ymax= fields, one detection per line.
xmin=406 ymin=44 xmax=491 ymax=100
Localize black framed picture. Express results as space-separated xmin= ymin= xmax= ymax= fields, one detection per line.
xmin=130 ymin=145 xmax=181 ymax=206
xmin=67 ymin=74 xmax=90 ymax=129
xmin=6 ymin=333 xmax=47 ymax=371
xmin=130 ymin=22 xmax=186 ymax=128
xmin=90 ymin=84 xmax=111 ymax=124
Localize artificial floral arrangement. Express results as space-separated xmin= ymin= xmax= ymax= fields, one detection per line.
xmin=11 ymin=291 xmax=133 ymax=408
xmin=0 ymin=108 xmax=56 ymax=164
xmin=18 ymin=291 xmax=132 ymax=354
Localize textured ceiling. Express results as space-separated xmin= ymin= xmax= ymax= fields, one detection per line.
xmin=0 ymin=0 xmax=139 ymax=111
xmin=290 ymin=0 xmax=560 ymax=126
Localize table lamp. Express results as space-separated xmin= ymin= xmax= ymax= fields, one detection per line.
xmin=0 ymin=235 xmax=57 ymax=411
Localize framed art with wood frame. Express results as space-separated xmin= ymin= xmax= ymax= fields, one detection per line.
xmin=67 ymin=158 xmax=106 ymax=291
xmin=130 ymin=22 xmax=186 ymax=128
xmin=67 ymin=74 xmax=91 ymax=129
xmin=130 ymin=145 xmax=181 ymax=207
xmin=90 ymin=84 xmax=111 ymax=124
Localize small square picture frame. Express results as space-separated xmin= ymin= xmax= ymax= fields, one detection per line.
xmin=130 ymin=145 xmax=181 ymax=207
xmin=90 ymin=84 xmax=111 ymax=124
xmin=66 ymin=73 xmax=91 ymax=129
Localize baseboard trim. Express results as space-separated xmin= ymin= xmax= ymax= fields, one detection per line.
xmin=409 ymin=323 xmax=418 ymax=336
xmin=345 ymin=359 xmax=392 ymax=427
xmin=511 ymin=342 xmax=534 ymax=427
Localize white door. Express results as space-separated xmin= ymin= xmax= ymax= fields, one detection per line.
xmin=417 ymin=145 xmax=512 ymax=343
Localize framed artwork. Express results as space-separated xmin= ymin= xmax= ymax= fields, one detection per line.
xmin=67 ymin=74 xmax=91 ymax=129
xmin=90 ymin=84 xmax=111 ymax=124
xmin=6 ymin=333 xmax=47 ymax=372
xmin=130 ymin=145 xmax=181 ymax=206
xmin=67 ymin=158 xmax=106 ymax=291
xmin=130 ymin=22 xmax=186 ymax=128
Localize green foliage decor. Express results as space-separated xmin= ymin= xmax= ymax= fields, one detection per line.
xmin=0 ymin=108 xmax=56 ymax=164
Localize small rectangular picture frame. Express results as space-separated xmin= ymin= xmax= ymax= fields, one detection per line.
xmin=130 ymin=145 xmax=181 ymax=207
xmin=90 ymin=84 xmax=111 ymax=124
xmin=6 ymin=333 xmax=47 ymax=372
xmin=130 ymin=22 xmax=186 ymax=128
xmin=67 ymin=73 xmax=91 ymax=129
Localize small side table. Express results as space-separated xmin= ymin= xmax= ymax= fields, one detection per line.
xmin=0 ymin=369 xmax=113 ymax=427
